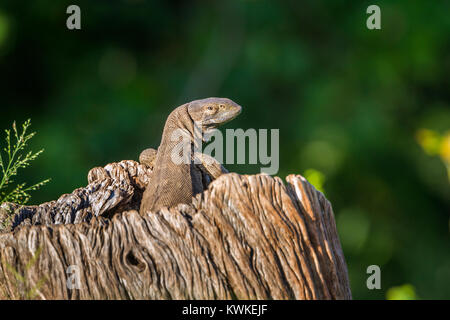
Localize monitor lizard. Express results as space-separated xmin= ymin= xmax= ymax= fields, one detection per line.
xmin=139 ymin=97 xmax=242 ymax=214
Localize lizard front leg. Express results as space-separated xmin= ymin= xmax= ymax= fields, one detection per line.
xmin=194 ymin=152 xmax=228 ymax=180
xmin=139 ymin=148 xmax=158 ymax=168
xmin=140 ymin=148 xmax=227 ymax=180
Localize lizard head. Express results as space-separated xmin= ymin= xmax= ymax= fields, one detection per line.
xmin=187 ymin=97 xmax=242 ymax=137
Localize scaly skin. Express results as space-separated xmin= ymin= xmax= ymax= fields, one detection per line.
xmin=140 ymin=97 xmax=241 ymax=214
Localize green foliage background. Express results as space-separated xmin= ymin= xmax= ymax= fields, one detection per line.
xmin=0 ymin=0 xmax=448 ymax=299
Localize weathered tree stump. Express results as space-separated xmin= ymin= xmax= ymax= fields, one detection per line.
xmin=0 ymin=160 xmax=351 ymax=300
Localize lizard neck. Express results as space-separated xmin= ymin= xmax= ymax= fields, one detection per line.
xmin=159 ymin=104 xmax=201 ymax=160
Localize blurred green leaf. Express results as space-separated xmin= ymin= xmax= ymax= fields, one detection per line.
xmin=303 ymin=168 xmax=326 ymax=193
xmin=0 ymin=11 xmax=10 ymax=48
xmin=386 ymin=284 xmax=419 ymax=300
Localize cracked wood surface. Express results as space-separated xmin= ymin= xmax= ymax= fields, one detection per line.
xmin=0 ymin=160 xmax=351 ymax=300
xmin=0 ymin=160 xmax=152 ymax=233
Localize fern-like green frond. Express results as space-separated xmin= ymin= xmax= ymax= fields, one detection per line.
xmin=0 ymin=119 xmax=50 ymax=207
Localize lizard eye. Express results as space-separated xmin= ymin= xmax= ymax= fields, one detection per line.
xmin=219 ymin=104 xmax=225 ymax=109
xmin=207 ymin=106 xmax=214 ymax=111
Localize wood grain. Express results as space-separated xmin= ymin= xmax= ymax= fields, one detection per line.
xmin=0 ymin=161 xmax=351 ymax=300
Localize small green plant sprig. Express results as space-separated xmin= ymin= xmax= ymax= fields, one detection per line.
xmin=0 ymin=119 xmax=50 ymax=205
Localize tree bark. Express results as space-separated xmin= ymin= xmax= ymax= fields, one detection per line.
xmin=0 ymin=160 xmax=351 ymax=300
